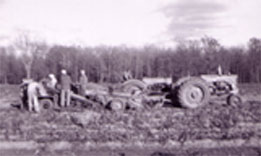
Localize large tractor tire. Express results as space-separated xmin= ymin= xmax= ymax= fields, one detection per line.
xmin=178 ymin=78 xmax=210 ymax=109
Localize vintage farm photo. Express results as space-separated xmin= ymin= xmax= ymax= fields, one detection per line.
xmin=0 ymin=0 xmax=260 ymax=155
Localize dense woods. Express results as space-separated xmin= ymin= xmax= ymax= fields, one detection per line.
xmin=0 ymin=37 xmax=260 ymax=84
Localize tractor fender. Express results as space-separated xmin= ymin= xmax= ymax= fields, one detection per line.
xmin=122 ymin=79 xmax=147 ymax=92
xmin=173 ymin=76 xmax=192 ymax=89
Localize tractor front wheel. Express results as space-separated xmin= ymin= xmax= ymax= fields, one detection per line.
xmin=227 ymin=94 xmax=242 ymax=106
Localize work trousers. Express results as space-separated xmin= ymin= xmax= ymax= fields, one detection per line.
xmin=79 ymin=86 xmax=86 ymax=96
xmin=60 ymin=90 xmax=71 ymax=107
xmin=28 ymin=91 xmax=40 ymax=112
xmin=27 ymin=82 xmax=41 ymax=113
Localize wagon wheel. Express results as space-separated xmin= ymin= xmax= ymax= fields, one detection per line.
xmin=178 ymin=78 xmax=210 ymax=109
xmin=39 ymin=99 xmax=53 ymax=111
xmin=108 ymin=98 xmax=126 ymax=111
xmin=227 ymin=94 xmax=242 ymax=107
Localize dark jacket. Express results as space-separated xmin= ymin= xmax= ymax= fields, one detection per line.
xmin=79 ymin=74 xmax=88 ymax=89
xmin=60 ymin=74 xmax=71 ymax=90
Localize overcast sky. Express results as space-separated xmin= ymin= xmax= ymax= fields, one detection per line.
xmin=0 ymin=0 xmax=260 ymax=47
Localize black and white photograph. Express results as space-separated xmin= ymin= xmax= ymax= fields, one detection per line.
xmin=0 ymin=0 xmax=260 ymax=155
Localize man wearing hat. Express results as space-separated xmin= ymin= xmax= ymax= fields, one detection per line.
xmin=60 ymin=69 xmax=72 ymax=107
xmin=48 ymin=73 xmax=57 ymax=89
xmin=79 ymin=69 xmax=88 ymax=96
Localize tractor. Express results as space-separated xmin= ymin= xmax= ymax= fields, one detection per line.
xmin=171 ymin=74 xmax=241 ymax=109
xmin=118 ymin=74 xmax=242 ymax=109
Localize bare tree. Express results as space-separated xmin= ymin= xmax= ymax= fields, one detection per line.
xmin=13 ymin=34 xmax=47 ymax=79
xmin=1 ymin=36 xmax=259 ymax=84
xmin=248 ymin=38 xmax=261 ymax=83
xmin=0 ymin=47 xmax=8 ymax=83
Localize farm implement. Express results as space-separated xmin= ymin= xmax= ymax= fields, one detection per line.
xmin=20 ymin=74 xmax=242 ymax=112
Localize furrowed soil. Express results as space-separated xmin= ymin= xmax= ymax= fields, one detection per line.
xmin=0 ymin=84 xmax=260 ymax=156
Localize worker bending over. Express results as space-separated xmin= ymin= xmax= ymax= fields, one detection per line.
xmin=21 ymin=79 xmax=47 ymax=113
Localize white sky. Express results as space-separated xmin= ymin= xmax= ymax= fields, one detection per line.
xmin=0 ymin=0 xmax=260 ymax=47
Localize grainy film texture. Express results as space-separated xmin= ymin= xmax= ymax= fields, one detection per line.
xmin=0 ymin=0 xmax=260 ymax=155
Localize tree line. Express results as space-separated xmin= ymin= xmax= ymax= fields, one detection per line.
xmin=0 ymin=36 xmax=260 ymax=84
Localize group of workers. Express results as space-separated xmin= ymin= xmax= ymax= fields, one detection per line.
xmin=21 ymin=69 xmax=88 ymax=113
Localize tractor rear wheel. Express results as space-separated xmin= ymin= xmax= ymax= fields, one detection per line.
xmin=178 ymin=78 xmax=210 ymax=109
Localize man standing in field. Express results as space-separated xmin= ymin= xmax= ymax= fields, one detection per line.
xmin=79 ymin=69 xmax=88 ymax=96
xmin=60 ymin=69 xmax=72 ymax=107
